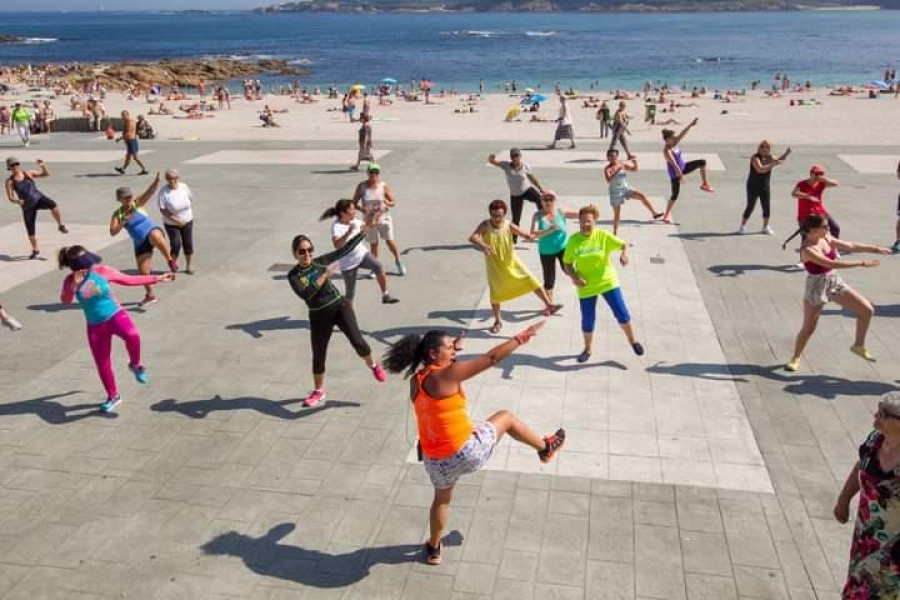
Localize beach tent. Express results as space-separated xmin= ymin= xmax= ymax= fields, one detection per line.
xmin=381 ymin=77 xmax=397 ymax=84
xmin=504 ymin=106 xmax=521 ymax=121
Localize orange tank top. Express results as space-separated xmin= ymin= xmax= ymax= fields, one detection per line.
xmin=413 ymin=365 xmax=474 ymax=460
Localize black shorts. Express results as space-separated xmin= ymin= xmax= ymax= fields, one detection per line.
xmin=21 ymin=196 xmax=57 ymax=236
xmin=134 ymin=228 xmax=161 ymax=257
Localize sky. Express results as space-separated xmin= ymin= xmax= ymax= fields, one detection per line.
xmin=0 ymin=0 xmax=266 ymax=10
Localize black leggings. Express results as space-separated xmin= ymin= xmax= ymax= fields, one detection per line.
xmin=510 ymin=188 xmax=542 ymax=240
xmin=310 ymin=299 xmax=370 ymax=375
xmin=669 ymin=159 xmax=706 ymax=202
xmin=164 ymin=220 xmax=194 ymax=259
xmin=21 ymin=196 xmax=57 ymax=237
xmin=743 ymin=184 xmax=771 ymax=220
xmin=539 ymin=250 xmax=565 ymax=290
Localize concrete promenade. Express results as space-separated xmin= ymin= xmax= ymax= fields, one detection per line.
xmin=0 ymin=134 xmax=898 ymax=599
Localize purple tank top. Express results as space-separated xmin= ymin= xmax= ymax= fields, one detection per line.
xmin=666 ymin=147 xmax=686 ymax=180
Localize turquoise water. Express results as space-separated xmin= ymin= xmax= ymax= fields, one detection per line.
xmin=1 ymin=10 xmax=898 ymax=90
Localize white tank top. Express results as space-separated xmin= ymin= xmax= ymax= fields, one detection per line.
xmin=361 ymin=181 xmax=388 ymax=219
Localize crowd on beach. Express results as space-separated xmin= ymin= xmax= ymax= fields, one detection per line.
xmin=4 ymin=62 xmax=900 ymax=596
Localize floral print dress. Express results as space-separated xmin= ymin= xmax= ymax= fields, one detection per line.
xmin=844 ymin=431 xmax=900 ymax=599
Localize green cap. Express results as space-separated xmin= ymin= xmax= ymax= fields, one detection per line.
xmin=367 ymin=163 xmax=380 ymax=173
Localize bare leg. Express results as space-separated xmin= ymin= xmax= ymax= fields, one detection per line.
xmin=148 ymin=230 xmax=173 ymax=262
xmin=620 ymin=322 xmax=637 ymax=345
xmin=428 ymin=487 xmax=454 ymax=548
xmin=613 ymin=205 xmax=621 ymax=236
xmin=790 ymin=301 xmax=822 ymax=361
xmin=313 ymin=372 xmax=325 ymax=390
xmin=134 ymin=155 xmax=148 ymax=172
xmin=835 ymin=287 xmax=874 ymax=347
xmin=385 ymin=240 xmax=402 ymax=262
xmin=370 ymin=242 xmax=380 ymax=259
xmin=490 ymin=303 xmax=501 ymax=332
xmin=629 ymin=189 xmax=658 ymax=216
xmin=120 ymin=155 xmax=132 ymax=171
xmin=27 ymin=234 xmax=38 ymax=253
xmin=50 ymin=206 xmax=64 ymax=227
xmin=376 ymin=270 xmax=389 ymax=294
xmin=533 ymin=287 xmax=553 ymax=309
xmin=699 ymin=165 xmax=710 ymax=186
xmin=136 ymin=253 xmax=154 ymax=297
xmin=487 ymin=409 xmax=545 ymax=450
xmin=582 ymin=331 xmax=594 ymax=355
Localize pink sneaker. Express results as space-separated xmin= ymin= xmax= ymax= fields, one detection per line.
xmin=304 ymin=389 xmax=326 ymax=407
xmin=700 ymin=183 xmax=715 ymax=193
xmin=371 ymin=363 xmax=387 ymax=382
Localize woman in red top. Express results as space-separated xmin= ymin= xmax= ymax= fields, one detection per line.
xmin=792 ymin=164 xmax=840 ymax=237
xmin=383 ymin=324 xmax=565 ymax=566
xmin=785 ymin=215 xmax=890 ymax=372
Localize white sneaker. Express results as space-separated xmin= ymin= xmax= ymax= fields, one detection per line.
xmin=762 ymin=226 xmax=774 ymax=235
xmin=2 ymin=316 xmax=22 ymax=331
xmin=738 ymin=224 xmax=747 ymax=235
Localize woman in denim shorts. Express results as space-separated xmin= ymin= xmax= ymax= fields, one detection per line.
xmin=383 ymin=323 xmax=566 ymax=566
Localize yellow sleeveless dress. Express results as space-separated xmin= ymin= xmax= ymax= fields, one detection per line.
xmin=482 ymin=220 xmax=540 ymax=303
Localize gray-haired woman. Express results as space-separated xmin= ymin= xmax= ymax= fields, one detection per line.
xmin=157 ymin=169 xmax=196 ymax=274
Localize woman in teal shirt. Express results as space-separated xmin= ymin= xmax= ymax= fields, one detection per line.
xmin=530 ymin=190 xmax=578 ymax=303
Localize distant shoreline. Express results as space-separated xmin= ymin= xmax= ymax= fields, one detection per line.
xmin=253 ymin=3 xmax=887 ymax=13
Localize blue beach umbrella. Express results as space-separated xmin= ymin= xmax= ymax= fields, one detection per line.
xmin=522 ymin=94 xmax=547 ymax=104
xmin=870 ymin=80 xmax=889 ymax=90
xmin=381 ymin=77 xmax=398 ymax=84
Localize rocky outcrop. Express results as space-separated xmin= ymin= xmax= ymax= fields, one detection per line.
xmin=0 ymin=34 xmax=25 ymax=43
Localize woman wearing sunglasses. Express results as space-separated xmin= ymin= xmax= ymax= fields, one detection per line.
xmin=834 ymin=391 xmax=900 ymax=599
xmin=784 ymin=214 xmax=890 ymax=372
xmin=286 ymin=226 xmax=387 ymax=408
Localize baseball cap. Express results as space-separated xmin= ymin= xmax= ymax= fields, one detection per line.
xmin=810 ymin=164 xmax=825 ymax=175
xmin=510 ymin=147 xmax=522 ymax=157
xmin=367 ymin=163 xmax=380 ymax=173
xmin=115 ymin=187 xmax=133 ymax=200
xmin=6 ymin=157 xmax=20 ymax=169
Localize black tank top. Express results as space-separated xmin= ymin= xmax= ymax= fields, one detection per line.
xmin=747 ymin=153 xmax=772 ymax=189
xmin=8 ymin=174 xmax=45 ymax=208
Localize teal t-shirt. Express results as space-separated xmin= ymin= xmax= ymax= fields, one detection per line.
xmin=536 ymin=209 xmax=567 ymax=255
xmin=563 ymin=229 xmax=625 ymax=299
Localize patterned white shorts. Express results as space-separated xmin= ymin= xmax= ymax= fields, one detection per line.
xmin=804 ymin=271 xmax=847 ymax=306
xmin=423 ymin=422 xmax=497 ymax=490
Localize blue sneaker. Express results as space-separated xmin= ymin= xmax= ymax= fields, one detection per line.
xmin=129 ymin=364 xmax=148 ymax=384
xmin=100 ymin=395 xmax=121 ymax=413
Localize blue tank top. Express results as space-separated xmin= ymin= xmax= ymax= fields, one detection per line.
xmin=120 ymin=207 xmax=157 ymax=247
xmin=75 ymin=270 xmax=121 ymax=325
xmin=537 ymin=209 xmax=567 ymax=255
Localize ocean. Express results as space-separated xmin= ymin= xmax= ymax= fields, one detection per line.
xmin=1 ymin=10 xmax=898 ymax=91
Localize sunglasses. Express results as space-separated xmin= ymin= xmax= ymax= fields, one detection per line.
xmin=296 ymin=247 xmax=314 ymax=255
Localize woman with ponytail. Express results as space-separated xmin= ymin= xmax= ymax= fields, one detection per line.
xmin=784 ymin=215 xmax=890 ymax=372
xmin=383 ymin=323 xmax=565 ymax=566
xmin=286 ymin=229 xmax=387 ymax=408
xmin=58 ymin=245 xmax=175 ymax=412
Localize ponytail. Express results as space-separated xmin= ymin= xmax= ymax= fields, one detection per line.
xmin=319 ymin=198 xmax=354 ymax=221
xmin=783 ymin=214 xmax=826 ymax=250
xmin=57 ymin=245 xmax=86 ymax=270
xmin=382 ymin=330 xmax=449 ymax=379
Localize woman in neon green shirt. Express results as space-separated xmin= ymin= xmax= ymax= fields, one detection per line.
xmin=563 ymin=205 xmax=644 ymax=363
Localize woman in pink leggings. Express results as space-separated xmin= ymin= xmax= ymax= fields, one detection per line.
xmin=59 ymin=245 xmax=175 ymax=413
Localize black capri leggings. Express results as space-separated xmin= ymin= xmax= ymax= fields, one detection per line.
xmin=743 ymin=184 xmax=771 ymax=220
xmin=669 ymin=159 xmax=706 ymax=203
xmin=164 ymin=220 xmax=194 ymax=259
xmin=310 ymin=299 xmax=371 ymax=375
xmin=539 ymin=250 xmax=565 ymax=291
xmin=510 ymin=188 xmax=542 ymax=235
xmin=21 ymin=196 xmax=57 ymax=237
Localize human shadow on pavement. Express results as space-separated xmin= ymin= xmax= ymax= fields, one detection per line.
xmin=0 ymin=391 xmax=115 ymax=424
xmin=26 ymin=302 xmax=81 ymax=313
xmin=310 ymin=169 xmax=356 ymax=175
xmin=670 ymin=231 xmax=742 ymax=241
xmin=400 ymin=244 xmax=476 ymax=256
xmin=647 ymin=361 xmax=899 ymax=400
xmin=427 ymin=308 xmax=543 ymax=326
xmin=823 ymin=304 xmax=900 ymax=319
xmin=707 ymin=263 xmax=801 ymax=277
xmin=225 ymin=316 xmax=310 ymax=339
xmin=0 ymin=253 xmax=35 ymax=262
xmin=151 ymin=396 xmax=359 ymax=420
xmin=74 ymin=173 xmax=123 ymax=179
xmin=201 ymin=523 xmax=463 ymax=587
xmin=495 ymin=354 xmax=627 ymax=379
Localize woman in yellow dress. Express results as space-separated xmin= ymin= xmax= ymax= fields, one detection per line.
xmin=468 ymin=199 xmax=562 ymax=334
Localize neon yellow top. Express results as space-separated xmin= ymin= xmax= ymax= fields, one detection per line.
xmin=563 ymin=229 xmax=625 ymax=299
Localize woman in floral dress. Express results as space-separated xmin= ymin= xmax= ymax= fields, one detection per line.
xmin=834 ymin=391 xmax=900 ymax=598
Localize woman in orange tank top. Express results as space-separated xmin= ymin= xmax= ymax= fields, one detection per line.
xmin=384 ymin=322 xmax=566 ymax=566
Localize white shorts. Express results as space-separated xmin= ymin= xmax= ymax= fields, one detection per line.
xmin=423 ymin=422 xmax=497 ymax=489
xmin=365 ymin=216 xmax=395 ymax=243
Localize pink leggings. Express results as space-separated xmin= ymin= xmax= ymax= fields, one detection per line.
xmin=87 ymin=310 xmax=141 ymax=398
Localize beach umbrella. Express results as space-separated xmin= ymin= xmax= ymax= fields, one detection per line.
xmin=522 ymin=94 xmax=547 ymax=105
xmin=381 ymin=77 xmax=397 ymax=84
xmin=350 ymin=84 xmax=365 ymax=92
xmin=524 ymin=87 xmax=535 ymax=94
xmin=504 ymin=106 xmax=521 ymax=121
xmin=870 ymin=80 xmax=889 ymax=90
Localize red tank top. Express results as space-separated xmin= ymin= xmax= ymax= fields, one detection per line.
xmin=804 ymin=244 xmax=836 ymax=275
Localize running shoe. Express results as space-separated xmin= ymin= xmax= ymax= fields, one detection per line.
xmin=168 ymin=259 xmax=179 ymax=273
xmin=396 ymin=260 xmax=407 ymax=276
xmin=762 ymin=226 xmax=774 ymax=236
xmin=424 ymin=542 xmax=442 ymax=566
xmin=304 ymin=389 xmax=326 ymax=408
xmin=850 ymin=345 xmax=876 ymax=362
xmin=139 ymin=295 xmax=158 ymax=307
xmin=129 ymin=364 xmax=148 ymax=384
xmin=738 ymin=224 xmax=747 ymax=235
xmin=632 ymin=342 xmax=645 ymax=356
xmin=700 ymin=183 xmax=715 ymax=193
xmin=382 ymin=293 xmax=399 ymax=304
xmin=114 ymin=167 xmax=125 ymax=175
xmin=2 ymin=316 xmax=22 ymax=332
xmin=100 ymin=395 xmax=122 ymax=413
xmin=58 ymin=224 xmax=69 ymax=234
xmin=652 ymin=212 xmax=664 ymax=220
xmin=576 ymin=351 xmax=591 ymax=363
xmin=538 ymin=428 xmax=566 ymax=463
xmin=891 ymin=241 xmax=900 ymax=255
xmin=784 ymin=357 xmax=800 ymax=372
xmin=28 ymin=250 xmax=39 ymax=260
xmin=371 ymin=363 xmax=387 ymax=382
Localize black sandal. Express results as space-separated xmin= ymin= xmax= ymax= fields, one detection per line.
xmin=424 ymin=541 xmax=442 ymax=565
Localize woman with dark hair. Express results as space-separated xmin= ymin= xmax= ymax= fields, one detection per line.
xmin=530 ymin=190 xmax=577 ymax=303
xmin=661 ymin=118 xmax=714 ymax=223
xmin=784 ymin=214 xmax=890 ymax=372
xmin=740 ymin=141 xmax=789 ymax=235
xmin=603 ymin=149 xmax=662 ymax=235
xmin=5 ymin=157 xmax=68 ymax=259
xmin=382 ymin=324 xmax=565 ymax=566
xmin=468 ymin=199 xmax=562 ymax=334
xmin=58 ymin=245 xmax=175 ymax=413
xmin=319 ymin=198 xmax=398 ymax=306
xmin=286 ymin=228 xmax=387 ymax=408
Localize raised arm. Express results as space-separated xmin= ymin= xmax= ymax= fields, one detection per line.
xmin=672 ymin=118 xmax=698 ymax=145
xmin=135 ymin=173 xmax=162 ymax=207
xmin=432 ymin=322 xmax=543 ymax=387
xmin=623 ymin=159 xmax=639 ymax=172
xmin=487 ymin=154 xmax=502 ymax=167
xmin=27 ymin=160 xmax=49 ymax=179
xmin=821 ymin=177 xmax=839 ymax=189
xmin=331 ymin=221 xmax=359 ymax=249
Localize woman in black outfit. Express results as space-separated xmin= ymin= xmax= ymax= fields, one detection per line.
xmin=287 ymin=228 xmax=387 ymax=408
xmin=740 ymin=141 xmax=790 ymax=235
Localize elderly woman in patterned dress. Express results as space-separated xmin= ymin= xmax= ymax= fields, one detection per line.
xmin=834 ymin=391 xmax=900 ymax=598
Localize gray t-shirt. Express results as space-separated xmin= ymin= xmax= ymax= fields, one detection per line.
xmin=499 ymin=161 xmax=533 ymax=195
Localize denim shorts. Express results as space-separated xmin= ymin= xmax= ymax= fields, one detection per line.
xmin=423 ymin=422 xmax=497 ymax=490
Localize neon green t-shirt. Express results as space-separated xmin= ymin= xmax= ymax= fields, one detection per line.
xmin=11 ymin=108 xmax=31 ymax=124
xmin=563 ymin=229 xmax=625 ymax=299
